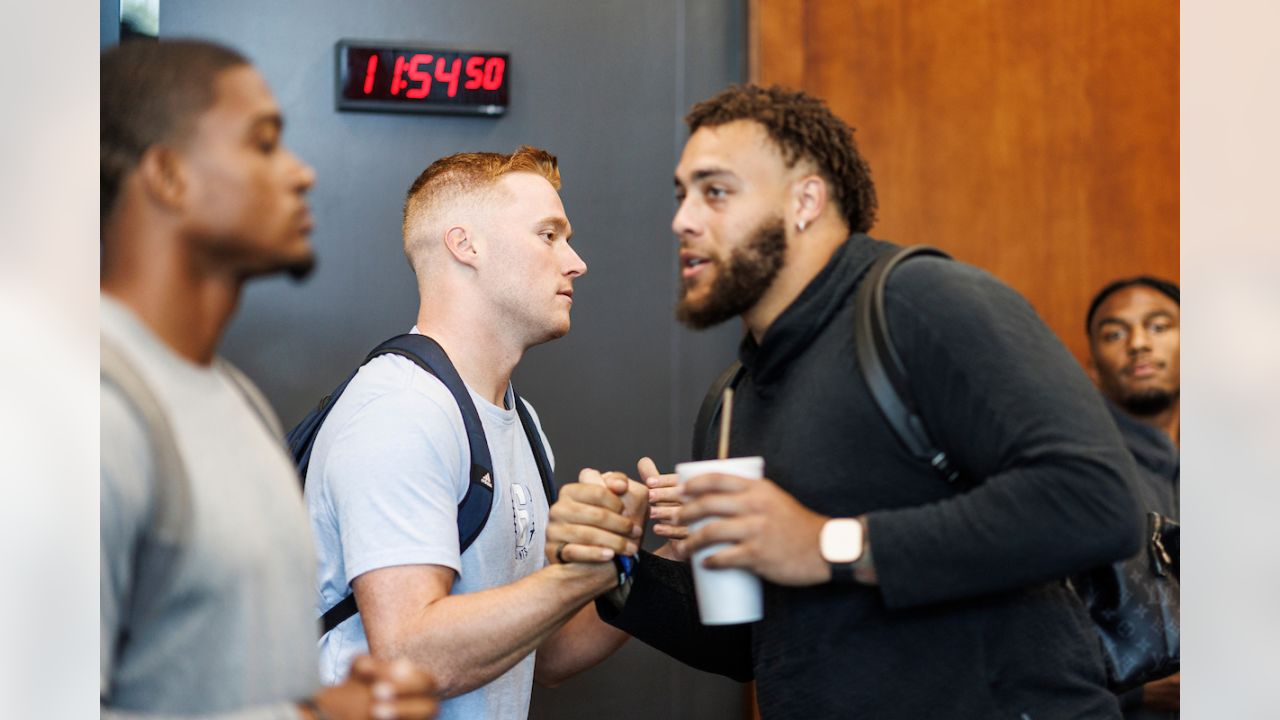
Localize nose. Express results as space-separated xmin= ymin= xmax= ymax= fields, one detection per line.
xmin=562 ymin=242 xmax=586 ymax=278
xmin=672 ymin=195 xmax=700 ymax=239
xmin=1127 ymin=326 xmax=1151 ymax=354
xmin=290 ymin=149 xmax=316 ymax=193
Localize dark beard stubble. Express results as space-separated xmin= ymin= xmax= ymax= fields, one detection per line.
xmin=1120 ymin=387 xmax=1178 ymax=417
xmin=676 ymin=217 xmax=787 ymax=330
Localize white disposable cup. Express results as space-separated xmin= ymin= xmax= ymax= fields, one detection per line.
xmin=674 ymin=456 xmax=765 ymax=625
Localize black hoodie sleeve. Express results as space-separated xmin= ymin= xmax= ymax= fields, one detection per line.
xmin=865 ymin=258 xmax=1143 ymax=609
xmin=595 ymin=550 xmax=754 ymax=681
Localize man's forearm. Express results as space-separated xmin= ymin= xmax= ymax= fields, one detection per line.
xmin=597 ymin=551 xmax=754 ymax=681
xmin=867 ymin=452 xmax=1141 ymax=609
xmin=373 ymin=562 xmax=615 ymax=698
xmin=533 ymin=600 xmax=630 ymax=686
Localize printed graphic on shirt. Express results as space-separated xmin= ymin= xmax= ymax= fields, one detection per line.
xmin=511 ymin=482 xmax=535 ymax=560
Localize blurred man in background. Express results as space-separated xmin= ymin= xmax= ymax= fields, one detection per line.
xmin=1087 ymin=276 xmax=1181 ymax=717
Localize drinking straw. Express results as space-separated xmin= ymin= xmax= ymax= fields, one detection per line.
xmin=717 ymin=388 xmax=734 ymax=460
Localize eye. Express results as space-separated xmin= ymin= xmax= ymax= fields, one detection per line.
xmin=705 ymin=185 xmax=728 ymax=200
xmin=1099 ymin=328 xmax=1126 ymax=343
xmin=1149 ymin=320 xmax=1172 ymax=334
xmin=540 ymin=230 xmax=556 ymax=243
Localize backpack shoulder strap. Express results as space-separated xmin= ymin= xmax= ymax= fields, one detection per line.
xmin=512 ymin=389 xmax=557 ymax=504
xmin=853 ymin=244 xmax=961 ymax=484
xmin=692 ymin=361 xmax=745 ymax=461
xmin=215 ymin=358 xmax=283 ymax=437
xmin=319 ymin=334 xmax=497 ymax=635
xmin=100 ymin=337 xmax=191 ymax=632
xmin=369 ymin=334 xmax=496 ymax=551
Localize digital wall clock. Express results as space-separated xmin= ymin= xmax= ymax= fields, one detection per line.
xmin=335 ymin=40 xmax=509 ymax=115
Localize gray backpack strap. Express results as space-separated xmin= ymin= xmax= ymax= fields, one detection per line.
xmin=100 ymin=337 xmax=191 ymax=627
xmin=215 ymin=358 xmax=283 ymax=438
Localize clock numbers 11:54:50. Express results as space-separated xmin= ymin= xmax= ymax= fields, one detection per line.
xmin=363 ymin=54 xmax=506 ymax=98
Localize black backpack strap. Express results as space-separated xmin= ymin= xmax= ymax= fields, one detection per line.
xmin=319 ymin=593 xmax=359 ymax=637
xmin=692 ymin=361 xmax=745 ymax=461
xmin=853 ymin=245 xmax=962 ymax=484
xmin=315 ymin=334 xmax=497 ymax=635
xmin=512 ymin=388 xmax=557 ymax=504
xmin=371 ymin=335 xmax=497 ymax=552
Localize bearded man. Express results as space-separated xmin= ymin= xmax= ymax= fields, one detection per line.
xmin=546 ymin=84 xmax=1143 ymax=719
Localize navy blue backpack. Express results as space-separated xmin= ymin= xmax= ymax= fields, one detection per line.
xmin=286 ymin=334 xmax=556 ymax=634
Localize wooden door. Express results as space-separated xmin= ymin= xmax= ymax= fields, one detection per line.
xmin=749 ymin=0 xmax=1179 ymax=362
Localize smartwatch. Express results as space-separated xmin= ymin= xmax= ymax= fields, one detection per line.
xmin=820 ymin=518 xmax=865 ymax=583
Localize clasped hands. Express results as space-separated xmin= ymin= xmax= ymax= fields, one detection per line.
xmin=546 ymin=457 xmax=833 ymax=586
xmin=308 ymin=654 xmax=440 ymax=720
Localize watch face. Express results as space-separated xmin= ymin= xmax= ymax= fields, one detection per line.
xmin=821 ymin=519 xmax=864 ymax=564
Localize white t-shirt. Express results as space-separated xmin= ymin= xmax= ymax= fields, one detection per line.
xmin=305 ymin=330 xmax=552 ymax=720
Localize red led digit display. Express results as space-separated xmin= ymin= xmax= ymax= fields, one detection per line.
xmin=336 ymin=40 xmax=509 ymax=115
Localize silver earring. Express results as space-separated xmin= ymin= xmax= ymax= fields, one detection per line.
xmin=796 ymin=219 xmax=807 ymax=233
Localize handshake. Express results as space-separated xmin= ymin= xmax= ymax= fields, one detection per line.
xmin=546 ymin=456 xmax=842 ymax=589
xmin=546 ymin=457 xmax=693 ymax=567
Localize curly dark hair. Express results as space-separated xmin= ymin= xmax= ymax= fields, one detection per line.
xmin=101 ymin=39 xmax=249 ymax=225
xmin=685 ymin=84 xmax=878 ymax=233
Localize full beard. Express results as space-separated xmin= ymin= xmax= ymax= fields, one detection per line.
xmin=1119 ymin=387 xmax=1179 ymax=417
xmin=676 ymin=217 xmax=787 ymax=330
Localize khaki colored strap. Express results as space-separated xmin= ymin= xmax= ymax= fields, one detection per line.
xmin=101 ymin=337 xmax=191 ymax=544
xmin=215 ymin=358 xmax=284 ymax=438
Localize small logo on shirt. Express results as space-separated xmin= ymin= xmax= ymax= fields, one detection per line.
xmin=511 ymin=483 xmax=535 ymax=560
xmin=479 ymin=472 xmax=493 ymax=489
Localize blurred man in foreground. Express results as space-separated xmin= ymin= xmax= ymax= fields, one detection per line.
xmin=100 ymin=39 xmax=437 ymax=719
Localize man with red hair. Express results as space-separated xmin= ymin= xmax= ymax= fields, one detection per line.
xmin=304 ymin=147 xmax=643 ymax=719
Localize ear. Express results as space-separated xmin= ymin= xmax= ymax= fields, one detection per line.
xmin=135 ymin=145 xmax=188 ymax=212
xmin=791 ymin=174 xmax=827 ymax=232
xmin=443 ymin=225 xmax=480 ymax=269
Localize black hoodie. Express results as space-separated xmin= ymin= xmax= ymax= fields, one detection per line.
xmin=602 ymin=234 xmax=1142 ymax=719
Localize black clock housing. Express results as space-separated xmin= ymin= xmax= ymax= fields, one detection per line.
xmin=335 ymin=40 xmax=509 ymax=115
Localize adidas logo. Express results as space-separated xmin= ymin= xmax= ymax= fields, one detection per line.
xmin=480 ymin=473 xmax=493 ymax=489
